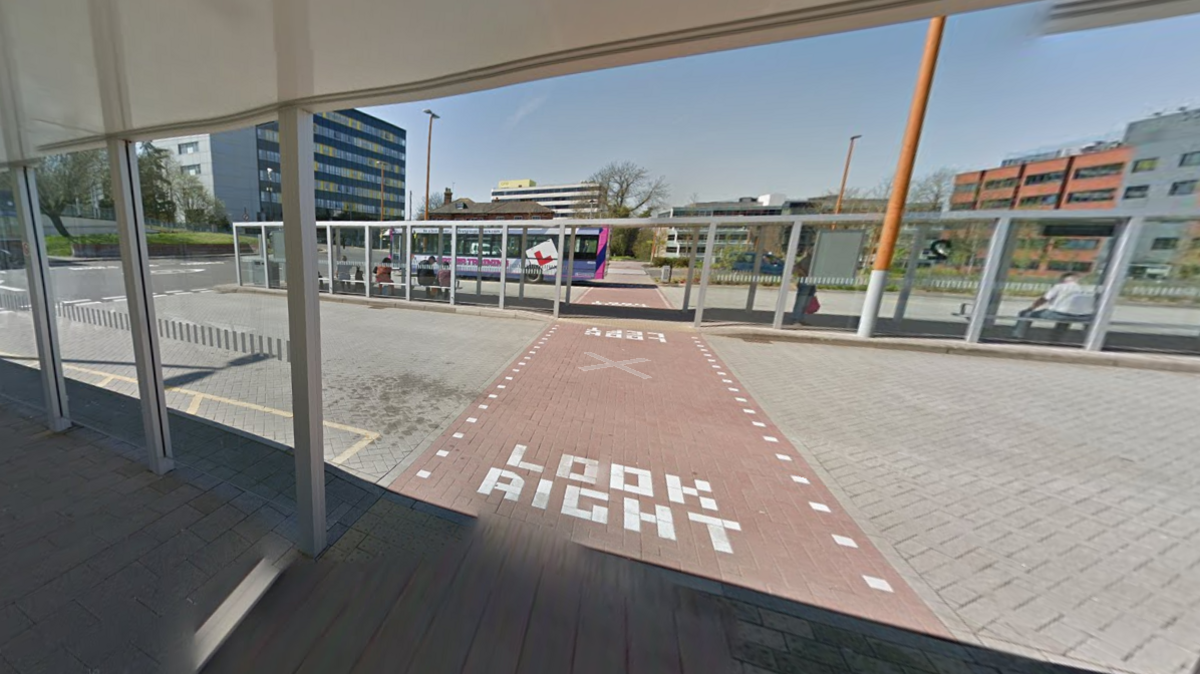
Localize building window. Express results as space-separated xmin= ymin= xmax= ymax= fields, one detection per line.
xmin=1169 ymin=180 xmax=1198 ymax=196
xmin=1054 ymin=239 xmax=1099 ymax=250
xmin=983 ymin=178 xmax=1018 ymax=190
xmin=1072 ymin=163 xmax=1124 ymax=180
xmin=181 ymin=164 xmax=201 ymax=176
xmin=1065 ymin=189 xmax=1116 ymax=203
xmin=1180 ymin=152 xmax=1200 ymax=167
xmin=949 ymin=202 xmax=976 ymax=211
xmin=979 ymin=199 xmax=1013 ymax=209
xmin=1131 ymin=158 xmax=1158 ymax=172
xmin=1024 ymin=171 xmax=1065 ymax=185
xmin=1151 ymin=237 xmax=1179 ymax=250
xmin=178 ymin=141 xmax=199 ymax=154
xmin=953 ymin=182 xmax=978 ymax=194
xmin=1123 ymin=185 xmax=1149 ymax=199
xmin=1018 ymin=194 xmax=1058 ymax=207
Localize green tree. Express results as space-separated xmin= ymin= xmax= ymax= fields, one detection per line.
xmin=137 ymin=143 xmax=177 ymax=224
xmin=36 ymin=150 xmax=107 ymax=238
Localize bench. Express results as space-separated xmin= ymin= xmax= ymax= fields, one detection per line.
xmin=954 ymin=302 xmax=1091 ymax=342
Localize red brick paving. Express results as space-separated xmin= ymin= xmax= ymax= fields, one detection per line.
xmin=576 ymin=284 xmax=673 ymax=309
xmin=389 ymin=312 xmax=948 ymax=637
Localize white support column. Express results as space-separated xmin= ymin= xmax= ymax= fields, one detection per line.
xmin=1084 ymin=217 xmax=1142 ymax=352
xmin=553 ymin=221 xmax=566 ymax=318
xmin=279 ymin=107 xmax=326 ymax=556
xmin=363 ymin=224 xmax=371 ymax=298
xmin=692 ymin=222 xmax=719 ymax=328
xmin=14 ymin=166 xmax=69 ymax=431
xmin=450 ymin=225 xmax=458 ymax=306
xmin=773 ymin=222 xmax=803 ymax=330
xmin=324 ymin=225 xmax=333 ymax=294
xmin=499 ymin=225 xmax=509 ymax=310
xmin=233 ymin=225 xmax=243 ymax=287
xmin=404 ymin=224 xmax=412 ymax=302
xmin=476 ymin=226 xmax=483 ymax=299
xmin=682 ymin=227 xmax=698 ymax=311
xmin=259 ymin=229 xmax=268 ymax=288
xmin=965 ymin=217 xmax=1013 ymax=344
xmin=746 ymin=227 xmax=766 ymax=311
xmin=564 ymin=226 xmax=577 ymax=304
xmin=519 ymin=228 xmax=527 ymax=300
xmin=108 ymin=139 xmax=173 ymax=474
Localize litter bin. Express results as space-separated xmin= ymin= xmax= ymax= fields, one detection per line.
xmin=660 ymin=264 xmax=672 ymax=282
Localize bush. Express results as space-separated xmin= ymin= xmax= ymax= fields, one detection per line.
xmin=650 ymin=256 xmax=691 ymax=268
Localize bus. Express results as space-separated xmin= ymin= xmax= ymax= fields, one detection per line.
xmin=388 ymin=226 xmax=608 ymax=282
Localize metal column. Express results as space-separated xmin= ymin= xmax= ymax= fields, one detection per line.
xmin=773 ymin=222 xmax=803 ymax=330
xmin=965 ymin=218 xmax=1013 ymax=343
xmin=692 ymin=222 xmax=719 ymax=328
xmin=564 ymin=226 xmax=577 ymax=304
xmin=325 ymin=225 xmax=333 ymax=294
xmin=278 ymin=107 xmax=326 ymax=556
xmin=14 ymin=166 xmax=69 ymax=431
xmin=745 ymin=226 xmax=765 ymax=311
xmin=450 ymin=225 xmax=458 ymax=306
xmin=519 ymin=228 xmax=527 ymax=300
xmin=363 ymin=224 xmax=371 ymax=298
xmin=682 ymin=227 xmax=698 ymax=311
xmin=233 ymin=225 xmax=243 ymax=287
xmin=108 ymin=139 xmax=173 ymax=475
xmin=893 ymin=224 xmax=930 ymax=321
xmin=476 ymin=225 xmax=483 ymax=299
xmin=499 ymin=225 xmax=509 ymax=310
xmin=553 ymin=222 xmax=565 ymax=318
xmin=259 ymin=229 xmax=269 ymax=288
xmin=1084 ymin=217 xmax=1143 ymax=352
xmin=404 ymin=224 xmax=412 ymax=302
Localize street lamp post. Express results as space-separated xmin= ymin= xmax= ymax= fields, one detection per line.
xmin=834 ymin=135 xmax=861 ymax=215
xmin=422 ymin=109 xmax=439 ymax=220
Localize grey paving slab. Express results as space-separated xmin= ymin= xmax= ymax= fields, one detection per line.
xmin=706 ymin=337 xmax=1200 ymax=674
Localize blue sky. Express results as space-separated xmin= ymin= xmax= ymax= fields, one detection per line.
xmin=365 ymin=4 xmax=1200 ymax=210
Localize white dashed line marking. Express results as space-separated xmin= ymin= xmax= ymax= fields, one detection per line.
xmin=833 ymin=535 xmax=858 ymax=548
xmin=864 ymin=576 xmax=894 ymax=592
xmin=775 ymin=453 xmax=792 ymax=461
xmin=489 ymin=394 xmax=498 ymax=398
xmin=736 ymin=397 xmax=748 ymax=403
xmin=497 ymin=385 xmax=506 ymax=389
xmin=452 ymin=432 xmax=464 ymax=439
xmin=791 ymin=476 xmax=810 ymax=485
xmin=436 ymin=450 xmax=449 ymax=457
xmin=743 ymin=409 xmax=756 ymax=414
xmin=809 ymin=502 xmax=831 ymax=513
xmin=764 ymin=436 xmax=778 ymax=443
xmin=417 ymin=470 xmax=432 ymax=479
xmin=466 ymin=418 xmax=477 ymax=423
xmin=752 ymin=421 xmax=766 ymax=427
xmin=479 ymin=405 xmax=489 ymax=409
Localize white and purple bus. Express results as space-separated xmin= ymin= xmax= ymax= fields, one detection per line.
xmin=390 ymin=226 xmax=609 ymax=283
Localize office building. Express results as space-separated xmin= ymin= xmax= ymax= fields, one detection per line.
xmin=656 ymin=194 xmax=819 ymax=258
xmin=157 ymin=109 xmax=406 ymax=222
xmin=490 ymin=179 xmax=600 ymax=218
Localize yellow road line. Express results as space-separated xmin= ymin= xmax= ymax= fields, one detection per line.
xmin=0 ymin=352 xmax=379 ymax=461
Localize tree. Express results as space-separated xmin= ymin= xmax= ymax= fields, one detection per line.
xmin=137 ymin=143 xmax=177 ymax=224
xmin=36 ymin=150 xmax=106 ymax=238
xmin=416 ymin=192 xmax=445 ymax=220
xmin=907 ymin=168 xmax=956 ymax=212
xmin=586 ymin=161 xmax=669 ymax=257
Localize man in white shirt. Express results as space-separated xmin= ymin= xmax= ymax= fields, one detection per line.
xmin=1012 ymin=273 xmax=1096 ymax=339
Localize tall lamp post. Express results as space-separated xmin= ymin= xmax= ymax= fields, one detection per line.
xmin=834 ymin=135 xmax=862 ymax=215
xmin=422 ymin=109 xmax=439 ymax=220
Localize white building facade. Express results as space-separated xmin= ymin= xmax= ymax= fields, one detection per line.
xmin=489 ymin=179 xmax=600 ymax=218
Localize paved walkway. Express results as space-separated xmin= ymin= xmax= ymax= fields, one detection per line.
xmin=389 ymin=320 xmax=946 ymax=635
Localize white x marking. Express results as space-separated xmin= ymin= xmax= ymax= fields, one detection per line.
xmin=579 ymin=352 xmax=651 ymax=379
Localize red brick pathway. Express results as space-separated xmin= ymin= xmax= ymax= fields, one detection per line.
xmin=575 ymin=283 xmax=673 ymax=310
xmin=389 ymin=318 xmax=948 ymax=636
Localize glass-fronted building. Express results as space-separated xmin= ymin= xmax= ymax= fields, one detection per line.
xmin=256 ymin=109 xmax=406 ymax=221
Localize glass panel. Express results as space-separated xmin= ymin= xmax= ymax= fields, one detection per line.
xmin=1105 ymin=218 xmax=1200 ymax=354
xmin=977 ymin=219 xmax=1117 ymax=347
xmin=330 ymin=224 xmax=366 ymax=296
xmin=35 ymin=148 xmax=145 ymax=444
xmin=411 ymin=224 xmax=451 ymax=302
xmin=369 ymin=225 xmax=404 ymax=298
xmin=684 ymin=223 xmax=788 ymax=324
xmin=778 ymin=221 xmax=883 ymax=331
xmin=0 ymin=170 xmax=45 ymax=406
xmin=138 ymin=131 xmax=294 ymax=471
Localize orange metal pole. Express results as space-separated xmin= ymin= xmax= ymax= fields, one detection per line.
xmin=857 ymin=16 xmax=945 ymax=338
xmin=874 ymin=17 xmax=944 ymax=272
xmin=834 ymin=135 xmax=861 ymax=215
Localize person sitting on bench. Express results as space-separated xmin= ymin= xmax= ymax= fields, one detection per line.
xmin=1012 ymin=272 xmax=1095 ymax=340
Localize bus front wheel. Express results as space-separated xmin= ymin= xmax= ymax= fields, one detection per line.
xmin=524 ymin=265 xmax=544 ymax=283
